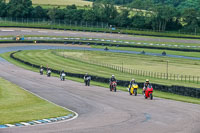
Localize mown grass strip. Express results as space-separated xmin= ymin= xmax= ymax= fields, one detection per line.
xmin=0 ymin=77 xmax=71 ymax=124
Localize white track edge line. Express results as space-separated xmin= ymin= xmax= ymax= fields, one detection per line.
xmin=5 ymin=86 xmax=79 ymax=129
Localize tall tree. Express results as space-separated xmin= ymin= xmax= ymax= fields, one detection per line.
xmin=0 ymin=0 xmax=7 ymax=17
xmin=148 ymin=4 xmax=176 ymax=31
xmin=182 ymin=8 xmax=200 ymax=32
xmin=7 ymin=0 xmax=33 ymax=18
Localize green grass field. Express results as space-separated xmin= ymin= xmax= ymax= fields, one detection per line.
xmin=1 ymin=50 xmax=199 ymax=88
xmin=56 ymin=50 xmax=200 ymax=76
xmin=5 ymin=0 xmax=92 ymax=7
xmin=33 ymin=0 xmax=92 ymax=6
xmin=0 ymin=77 xmax=71 ymax=124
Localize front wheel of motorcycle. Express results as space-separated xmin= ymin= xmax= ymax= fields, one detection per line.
xmin=150 ymin=93 xmax=153 ymax=100
xmin=134 ymin=90 xmax=137 ymax=96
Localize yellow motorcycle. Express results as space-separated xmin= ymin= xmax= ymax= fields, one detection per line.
xmin=128 ymin=83 xmax=138 ymax=96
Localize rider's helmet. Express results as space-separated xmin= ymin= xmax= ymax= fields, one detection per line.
xmin=86 ymin=73 xmax=88 ymax=75
xmin=112 ymin=75 xmax=115 ymax=78
xmin=146 ymin=79 xmax=149 ymax=83
xmin=132 ymin=78 xmax=135 ymax=83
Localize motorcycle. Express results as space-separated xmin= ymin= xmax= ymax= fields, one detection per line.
xmin=60 ymin=73 xmax=66 ymax=81
xmin=47 ymin=70 xmax=51 ymax=77
xmin=84 ymin=76 xmax=91 ymax=86
xmin=110 ymin=81 xmax=117 ymax=92
xmin=143 ymin=85 xmax=153 ymax=100
xmin=128 ymin=83 xmax=138 ymax=96
xmin=40 ymin=68 xmax=43 ymax=75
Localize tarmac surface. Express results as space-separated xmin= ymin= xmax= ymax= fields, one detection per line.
xmin=1 ymin=27 xmax=200 ymax=44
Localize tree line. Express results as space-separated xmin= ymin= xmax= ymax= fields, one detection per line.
xmin=0 ymin=0 xmax=200 ymax=32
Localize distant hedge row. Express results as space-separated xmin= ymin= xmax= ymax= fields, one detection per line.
xmin=10 ymin=51 xmax=200 ymax=98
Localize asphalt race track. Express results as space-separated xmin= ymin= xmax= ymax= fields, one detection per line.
xmin=1 ymin=59 xmax=200 ymax=133
xmin=0 ymin=29 xmax=200 ymax=133
xmin=1 ymin=27 xmax=200 ymax=44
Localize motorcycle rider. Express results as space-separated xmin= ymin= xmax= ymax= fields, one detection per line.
xmin=109 ymin=75 xmax=116 ymax=89
xmin=47 ymin=67 xmax=51 ymax=77
xmin=143 ymin=79 xmax=151 ymax=93
xmin=60 ymin=70 xmax=65 ymax=81
xmin=40 ymin=65 xmax=43 ymax=75
xmin=129 ymin=79 xmax=136 ymax=92
xmin=84 ymin=73 xmax=91 ymax=86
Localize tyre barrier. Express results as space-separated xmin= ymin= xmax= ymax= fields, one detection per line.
xmin=10 ymin=51 xmax=200 ymax=98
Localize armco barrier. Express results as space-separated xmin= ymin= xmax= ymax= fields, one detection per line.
xmin=10 ymin=51 xmax=200 ymax=98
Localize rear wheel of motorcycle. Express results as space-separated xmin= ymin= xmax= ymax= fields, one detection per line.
xmin=150 ymin=93 xmax=153 ymax=100
xmin=134 ymin=90 xmax=137 ymax=96
xmin=114 ymin=87 xmax=116 ymax=92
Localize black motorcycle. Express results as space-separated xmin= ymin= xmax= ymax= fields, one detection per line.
xmin=84 ymin=76 xmax=91 ymax=86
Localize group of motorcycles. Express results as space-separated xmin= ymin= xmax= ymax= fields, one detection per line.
xmin=40 ymin=67 xmax=91 ymax=85
xmin=40 ymin=67 xmax=66 ymax=80
xmin=110 ymin=81 xmax=154 ymax=100
xmin=40 ymin=67 xmax=153 ymax=99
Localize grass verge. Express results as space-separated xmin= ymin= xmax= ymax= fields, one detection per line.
xmin=0 ymin=77 xmax=72 ymax=124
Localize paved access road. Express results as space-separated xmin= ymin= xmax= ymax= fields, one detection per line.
xmin=1 ymin=27 xmax=200 ymax=44
xmin=0 ymin=45 xmax=200 ymax=133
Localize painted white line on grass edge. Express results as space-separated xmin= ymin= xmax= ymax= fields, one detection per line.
xmin=4 ymin=86 xmax=79 ymax=129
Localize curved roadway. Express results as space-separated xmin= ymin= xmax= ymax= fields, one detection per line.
xmin=1 ymin=27 xmax=200 ymax=44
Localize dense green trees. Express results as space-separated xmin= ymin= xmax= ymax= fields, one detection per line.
xmin=7 ymin=0 xmax=33 ymax=18
xmin=0 ymin=0 xmax=199 ymax=33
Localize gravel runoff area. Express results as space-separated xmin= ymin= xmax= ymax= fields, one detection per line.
xmin=1 ymin=27 xmax=200 ymax=44
xmin=0 ymin=45 xmax=200 ymax=133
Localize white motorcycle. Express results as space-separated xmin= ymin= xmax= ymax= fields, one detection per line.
xmin=60 ymin=73 xmax=66 ymax=81
xmin=47 ymin=70 xmax=51 ymax=77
